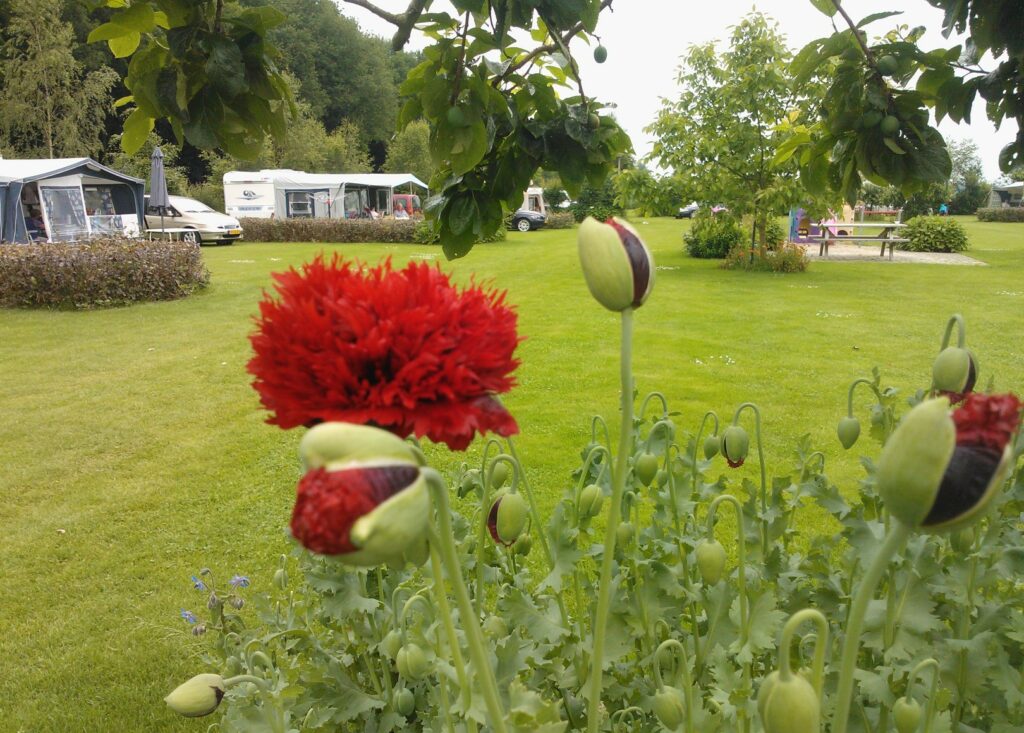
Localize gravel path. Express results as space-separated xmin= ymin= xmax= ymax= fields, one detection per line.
xmin=798 ymin=242 xmax=985 ymax=265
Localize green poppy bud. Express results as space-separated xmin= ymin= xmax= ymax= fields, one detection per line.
xmin=759 ymin=672 xmax=820 ymax=733
xmin=655 ymin=468 xmax=669 ymax=487
xmin=578 ymin=483 xmax=604 ymax=519
xmin=299 ymin=422 xmax=417 ymax=472
xmin=652 ymin=687 xmax=686 ymax=730
xmin=696 ymin=539 xmax=727 ymax=585
xmin=720 ymin=425 xmax=749 ymax=468
xmin=489 ymin=462 xmax=510 ymax=490
xmin=932 ymin=346 xmax=978 ymax=400
xmin=273 ymin=567 xmax=288 ymax=589
xmin=893 ymin=696 xmax=922 ymax=733
xmin=949 ymin=526 xmax=977 ymax=553
xmin=483 ymin=615 xmax=509 ymax=639
xmin=513 ymin=533 xmax=533 ymax=556
xmin=488 ymin=492 xmax=528 ymax=545
xmin=164 ymin=673 xmax=225 ymax=718
xmin=616 ymin=521 xmax=634 ymax=548
xmin=395 ymin=687 xmax=416 ymax=717
xmin=382 ymin=630 xmax=403 ymax=660
xmin=703 ymin=435 xmax=720 ymax=459
xmin=577 ymin=216 xmax=655 ymax=312
xmin=837 ymin=416 xmax=861 ymax=449
xmin=458 ymin=468 xmax=482 ymax=499
xmin=876 ymin=394 xmax=1021 ymax=533
xmin=635 ymin=452 xmax=659 ymax=486
xmin=396 ymin=643 xmax=430 ymax=681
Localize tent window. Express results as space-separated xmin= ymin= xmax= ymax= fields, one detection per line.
xmin=41 ymin=186 xmax=88 ymax=241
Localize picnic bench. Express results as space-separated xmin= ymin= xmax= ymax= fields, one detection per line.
xmin=816 ymin=221 xmax=909 ymax=260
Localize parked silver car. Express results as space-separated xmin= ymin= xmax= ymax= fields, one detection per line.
xmin=145 ymin=195 xmax=243 ymax=244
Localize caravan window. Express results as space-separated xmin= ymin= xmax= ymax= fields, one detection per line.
xmin=41 ymin=186 xmax=89 ymax=241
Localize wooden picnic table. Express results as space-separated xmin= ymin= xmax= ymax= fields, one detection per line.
xmin=817 ymin=221 xmax=908 ymax=260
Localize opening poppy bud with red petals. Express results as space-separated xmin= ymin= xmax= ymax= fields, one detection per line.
xmin=487 ymin=491 xmax=529 ymax=546
xmin=577 ymin=216 xmax=654 ymax=312
xmin=720 ymin=424 xmax=750 ymax=468
xmin=876 ymin=393 xmax=1022 ymax=533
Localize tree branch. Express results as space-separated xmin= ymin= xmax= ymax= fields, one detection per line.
xmin=499 ymin=0 xmax=614 ymax=80
xmin=338 ymin=0 xmax=430 ymax=50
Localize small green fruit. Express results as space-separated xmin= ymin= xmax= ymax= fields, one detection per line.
xmin=703 ymin=435 xmax=720 ymax=460
xmin=860 ymin=111 xmax=883 ymax=128
xmin=880 ymin=115 xmax=901 ymax=136
xmin=837 ymin=416 xmax=861 ymax=449
xmin=382 ymin=630 xmax=402 ymax=660
xmin=578 ymin=483 xmax=604 ymax=518
xmin=652 ymin=687 xmax=686 ymax=730
xmin=696 ymin=539 xmax=727 ymax=585
xmin=395 ymin=687 xmax=416 ymax=717
xmin=446 ymin=106 xmax=468 ymax=127
xmin=593 ymin=45 xmax=607 ymax=63
xmin=635 ymin=452 xmax=659 ymax=486
xmin=893 ymin=696 xmax=923 ymax=733
xmin=587 ymin=113 xmax=601 ymax=129
xmin=841 ymin=46 xmax=861 ymax=62
xmin=616 ymin=521 xmax=634 ymax=548
xmin=396 ymin=643 xmax=429 ymax=681
xmin=877 ymin=54 xmax=899 ymax=76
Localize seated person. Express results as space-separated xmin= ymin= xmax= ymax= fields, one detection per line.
xmin=393 ymin=203 xmax=409 ymax=219
xmin=24 ymin=207 xmax=45 ymax=236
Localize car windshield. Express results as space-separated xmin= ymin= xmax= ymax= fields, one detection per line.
xmin=173 ymin=199 xmax=215 ymax=213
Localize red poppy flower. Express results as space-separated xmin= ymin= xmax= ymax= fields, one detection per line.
xmin=248 ymin=256 xmax=521 ymax=450
xmin=952 ymin=392 xmax=1022 ymax=455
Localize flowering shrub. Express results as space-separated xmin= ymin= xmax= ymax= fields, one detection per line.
xmin=976 ymin=207 xmax=1024 ymax=222
xmin=239 ymin=217 xmax=421 ymax=243
xmin=899 ymin=216 xmax=970 ymax=252
xmin=0 ymin=236 xmax=208 ymax=309
xmin=170 ymin=218 xmax=1023 ymax=733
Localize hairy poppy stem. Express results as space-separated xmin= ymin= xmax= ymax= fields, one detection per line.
xmin=586 ymin=308 xmax=634 ymax=733
xmin=732 ymin=403 xmax=768 ymax=560
xmin=424 ymin=471 xmax=507 ymax=733
xmin=831 ymin=520 xmax=912 ymax=733
xmin=428 ymin=542 xmax=476 ymax=733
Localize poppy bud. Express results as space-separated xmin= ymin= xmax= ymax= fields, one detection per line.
xmin=635 ymin=452 xmax=659 ymax=486
xmin=299 ymin=422 xmax=418 ymax=472
xmin=578 ymin=484 xmax=604 ymax=519
xmin=396 ymin=643 xmax=430 ymax=680
xmin=720 ymin=425 xmax=749 ymax=468
xmin=655 ymin=468 xmax=669 ymax=487
xmin=932 ymin=347 xmax=978 ymax=401
xmin=483 ymin=615 xmax=509 ymax=638
xmin=458 ymin=468 xmax=481 ymax=498
xmin=616 ymin=521 xmax=634 ymax=548
xmin=949 ymin=526 xmax=977 ymax=553
xmin=876 ymin=394 xmax=1021 ymax=533
xmin=488 ymin=492 xmax=528 ymax=545
xmin=164 ymin=673 xmax=225 ymax=718
xmin=382 ymin=630 xmax=403 ymax=660
xmin=513 ymin=533 xmax=533 ymax=556
xmin=272 ymin=568 xmax=288 ymax=590
xmin=703 ymin=435 xmax=720 ymax=459
xmin=489 ymin=461 xmax=510 ymax=489
xmin=395 ymin=687 xmax=416 ymax=716
xmin=837 ymin=416 xmax=861 ymax=449
xmin=652 ymin=687 xmax=686 ymax=730
xmin=696 ymin=539 xmax=727 ymax=585
xmin=577 ymin=216 xmax=655 ymax=312
xmin=893 ymin=696 xmax=922 ymax=733
xmin=758 ymin=671 xmax=820 ymax=733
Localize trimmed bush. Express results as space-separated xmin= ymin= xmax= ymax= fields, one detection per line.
xmin=239 ymin=217 xmax=421 ymax=243
xmin=976 ymin=207 xmax=1024 ymax=222
xmin=544 ymin=212 xmax=576 ymax=229
xmin=899 ymin=216 xmax=969 ymax=252
xmin=722 ymin=243 xmax=809 ymax=273
xmin=0 ymin=237 xmax=209 ymax=309
xmin=684 ymin=211 xmax=744 ymax=258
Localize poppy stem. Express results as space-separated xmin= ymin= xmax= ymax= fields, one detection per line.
xmin=831 ymin=520 xmax=912 ymax=733
xmin=733 ymin=402 xmax=768 ymax=560
xmin=940 ymin=313 xmax=967 ymax=350
xmin=693 ymin=411 xmax=720 ymax=499
xmin=424 ymin=470 xmax=507 ymax=733
xmin=778 ymin=609 xmax=829 ymax=700
xmin=586 ymin=307 xmax=634 ymax=733
xmin=427 ymin=542 xmax=476 ymax=733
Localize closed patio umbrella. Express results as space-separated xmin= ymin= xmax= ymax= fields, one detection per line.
xmin=149 ymin=146 xmax=170 ymax=237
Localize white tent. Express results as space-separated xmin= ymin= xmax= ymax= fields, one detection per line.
xmin=223 ymin=169 xmax=428 ymax=220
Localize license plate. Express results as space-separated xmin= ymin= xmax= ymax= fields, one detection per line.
xmin=228 ymin=229 xmax=241 ymax=235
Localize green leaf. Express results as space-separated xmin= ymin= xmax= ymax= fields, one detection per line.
xmin=87 ymin=21 xmax=133 ymax=43
xmin=121 ymin=107 xmax=154 ymax=153
xmin=809 ymin=0 xmax=837 ymax=17
xmin=447 ymin=193 xmax=479 ymax=237
xmin=207 ymin=37 xmax=247 ymax=97
xmin=883 ymin=137 xmax=906 ymax=155
xmin=108 ymin=31 xmax=142 ymax=58
xmin=111 ymin=2 xmax=156 ymax=33
xmin=856 ymin=11 xmax=902 ymax=28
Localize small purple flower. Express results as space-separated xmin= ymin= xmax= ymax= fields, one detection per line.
xmin=229 ymin=575 xmax=250 ymax=589
xmin=191 ymin=575 xmax=208 ymax=592
xmin=180 ymin=609 xmax=197 ymax=624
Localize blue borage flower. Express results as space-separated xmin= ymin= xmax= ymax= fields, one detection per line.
xmin=229 ymin=575 xmax=250 ymax=588
xmin=191 ymin=575 xmax=207 ymax=592
xmin=180 ymin=609 xmax=197 ymax=624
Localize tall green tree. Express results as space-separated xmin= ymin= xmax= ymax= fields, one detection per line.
xmin=947 ymin=139 xmax=990 ymax=214
xmin=648 ymin=13 xmax=812 ymax=246
xmin=383 ymin=119 xmax=432 ymax=183
xmin=0 ymin=0 xmax=117 ymax=158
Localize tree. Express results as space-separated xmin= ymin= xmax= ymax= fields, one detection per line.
xmin=383 ymin=119 xmax=432 ymax=183
xmin=648 ymin=13 xmax=812 ymax=246
xmin=612 ymin=167 xmax=693 ymax=218
xmin=107 ymin=130 xmax=190 ymax=195
xmin=0 ymin=0 xmax=117 ymax=157
xmin=324 ymin=121 xmax=372 ymax=173
xmin=947 ymin=139 xmax=990 ymax=214
xmin=778 ymin=0 xmax=1024 ymax=203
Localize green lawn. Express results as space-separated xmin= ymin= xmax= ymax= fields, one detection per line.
xmin=1 ymin=216 xmax=1021 ymax=731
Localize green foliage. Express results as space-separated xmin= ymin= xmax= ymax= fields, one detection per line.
xmin=612 ymin=168 xmax=693 ymax=218
xmin=239 ymin=217 xmax=420 ymax=243
xmin=0 ymin=237 xmax=208 ymax=309
xmin=569 ymin=180 xmax=622 ymax=223
xmin=977 ymin=207 xmax=1024 ymax=222
xmin=763 ymin=216 xmax=786 ymax=248
xmin=948 ymin=140 xmax=991 ymax=214
xmin=684 ymin=210 xmax=744 ymax=258
xmin=383 ymin=119 xmax=433 ymax=184
xmin=0 ymin=0 xmax=117 ymax=158
xmin=107 ymin=131 xmax=190 ymax=195
xmin=649 ymin=13 xmax=810 ymax=244
xmin=723 ymin=242 xmax=809 ymax=272
xmin=900 ymin=216 xmax=970 ymax=252
xmin=543 ymin=212 xmax=575 ymax=230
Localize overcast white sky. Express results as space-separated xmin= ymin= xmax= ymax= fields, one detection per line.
xmin=338 ymin=1 xmax=1016 ymax=180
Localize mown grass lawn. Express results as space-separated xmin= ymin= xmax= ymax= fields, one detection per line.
xmin=1 ymin=216 xmax=1021 ymax=731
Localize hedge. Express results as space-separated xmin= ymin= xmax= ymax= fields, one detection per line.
xmin=0 ymin=237 xmax=209 ymax=309
xmin=898 ymin=216 xmax=970 ymax=253
xmin=543 ymin=212 xmax=576 ymax=229
xmin=976 ymin=207 xmax=1024 ymax=222
xmin=239 ymin=217 xmax=421 ymax=243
